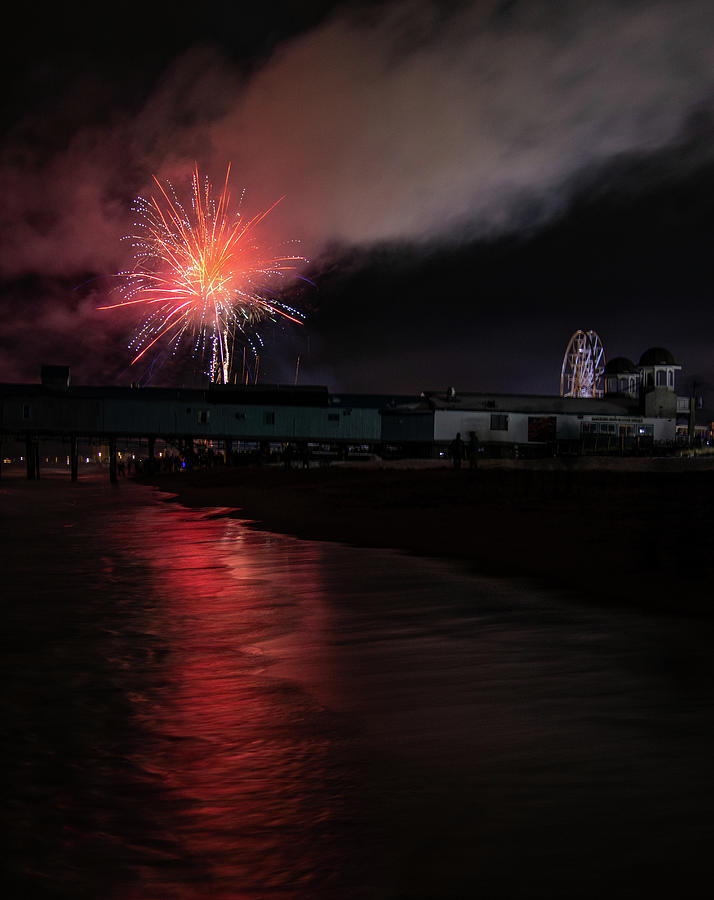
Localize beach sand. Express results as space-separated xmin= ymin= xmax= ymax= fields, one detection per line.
xmin=141 ymin=456 xmax=713 ymax=616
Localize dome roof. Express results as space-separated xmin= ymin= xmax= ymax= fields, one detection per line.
xmin=639 ymin=347 xmax=676 ymax=366
xmin=604 ymin=356 xmax=637 ymax=375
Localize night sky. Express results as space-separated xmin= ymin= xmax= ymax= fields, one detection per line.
xmin=1 ymin=0 xmax=712 ymax=397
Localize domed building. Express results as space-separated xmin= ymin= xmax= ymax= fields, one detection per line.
xmin=638 ymin=347 xmax=680 ymax=391
xmin=604 ymin=346 xmax=682 ymax=414
xmin=637 ymin=347 xmax=681 ymax=417
xmin=604 ymin=357 xmax=640 ymax=399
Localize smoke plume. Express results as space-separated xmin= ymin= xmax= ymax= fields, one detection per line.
xmin=1 ymin=0 xmax=712 ymax=382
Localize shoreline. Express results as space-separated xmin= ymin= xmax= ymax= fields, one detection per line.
xmin=141 ymin=458 xmax=713 ymax=617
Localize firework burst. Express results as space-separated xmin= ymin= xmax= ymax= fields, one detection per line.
xmin=101 ymin=164 xmax=305 ymax=383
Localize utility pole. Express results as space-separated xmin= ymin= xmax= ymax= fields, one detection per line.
xmin=689 ymin=381 xmax=697 ymax=448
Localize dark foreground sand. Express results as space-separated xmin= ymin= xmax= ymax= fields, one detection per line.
xmin=143 ymin=457 xmax=713 ymax=616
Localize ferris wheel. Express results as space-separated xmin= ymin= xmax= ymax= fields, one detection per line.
xmin=560 ymin=330 xmax=606 ymax=398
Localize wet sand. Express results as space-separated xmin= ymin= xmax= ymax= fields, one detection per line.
xmin=142 ymin=457 xmax=714 ymax=616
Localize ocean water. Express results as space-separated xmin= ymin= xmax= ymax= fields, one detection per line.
xmin=1 ymin=473 xmax=712 ymax=898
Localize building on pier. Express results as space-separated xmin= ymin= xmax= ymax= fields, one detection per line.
xmin=383 ymin=346 xmax=698 ymax=455
xmin=0 ymin=348 xmax=707 ymax=478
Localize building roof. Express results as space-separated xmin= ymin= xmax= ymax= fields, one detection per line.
xmin=0 ymin=382 xmax=333 ymax=407
xmin=329 ymin=393 xmax=420 ymax=409
xmin=419 ymin=391 xmax=637 ymax=416
xmin=639 ymin=347 xmax=676 ymax=366
xmin=604 ymin=356 xmax=637 ymax=375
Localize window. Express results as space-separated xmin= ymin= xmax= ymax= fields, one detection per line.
xmin=197 ymin=410 xmax=210 ymax=424
xmin=629 ymin=377 xmax=636 ymax=394
xmin=619 ymin=378 xmax=628 ymax=392
xmin=490 ymin=414 xmax=509 ymax=431
xmin=22 ymin=403 xmax=31 ymax=420
xmin=667 ymin=370 xmax=674 ymax=388
xmin=656 ymin=369 xmax=666 ymax=387
xmin=328 ymin=413 xmax=340 ymax=422
xmin=235 ymin=412 xmax=245 ymax=420
xmin=264 ymin=412 xmax=275 ymax=425
xmin=528 ymin=416 xmax=556 ymax=442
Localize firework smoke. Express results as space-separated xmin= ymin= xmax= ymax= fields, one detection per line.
xmin=3 ymin=0 xmax=713 ymax=281
xmin=1 ymin=0 xmax=713 ymax=387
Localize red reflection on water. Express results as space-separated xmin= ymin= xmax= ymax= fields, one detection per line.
xmin=120 ymin=503 xmax=348 ymax=899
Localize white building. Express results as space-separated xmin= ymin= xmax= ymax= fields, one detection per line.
xmin=382 ymin=346 xmax=689 ymax=454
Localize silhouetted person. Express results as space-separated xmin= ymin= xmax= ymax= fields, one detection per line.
xmin=283 ymin=443 xmax=294 ymax=469
xmin=450 ymin=432 xmax=464 ymax=469
xmin=469 ymin=432 xmax=480 ymax=469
